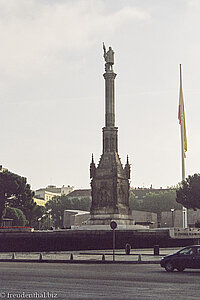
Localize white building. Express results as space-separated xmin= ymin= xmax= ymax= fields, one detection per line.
xmin=35 ymin=185 xmax=74 ymax=202
xmin=161 ymin=209 xmax=200 ymax=228
xmin=61 ymin=185 xmax=74 ymax=196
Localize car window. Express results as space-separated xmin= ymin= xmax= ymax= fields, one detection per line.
xmin=197 ymin=248 xmax=200 ymax=255
xmin=179 ymin=247 xmax=195 ymax=255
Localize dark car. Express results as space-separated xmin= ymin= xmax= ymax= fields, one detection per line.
xmin=160 ymin=245 xmax=200 ymax=272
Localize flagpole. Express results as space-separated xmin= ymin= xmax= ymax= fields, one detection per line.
xmin=179 ymin=64 xmax=187 ymax=228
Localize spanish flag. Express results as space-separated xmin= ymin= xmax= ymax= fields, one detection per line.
xmin=178 ymin=64 xmax=187 ymax=155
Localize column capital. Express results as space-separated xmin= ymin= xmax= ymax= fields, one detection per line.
xmin=103 ymin=72 xmax=117 ymax=79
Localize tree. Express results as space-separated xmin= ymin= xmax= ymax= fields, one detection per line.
xmin=3 ymin=207 xmax=28 ymax=226
xmin=176 ymin=173 xmax=200 ymax=210
xmin=29 ymin=205 xmax=46 ymax=229
xmin=143 ymin=191 xmax=181 ymax=213
xmin=0 ymin=170 xmax=35 ymax=224
xmin=130 ymin=190 xmax=182 ymax=223
xmin=130 ymin=190 xmax=181 ymax=213
xmin=45 ymin=196 xmax=91 ymax=228
xmin=129 ymin=191 xmax=144 ymax=211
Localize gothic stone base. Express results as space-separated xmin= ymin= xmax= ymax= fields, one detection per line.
xmin=87 ymin=213 xmax=135 ymax=226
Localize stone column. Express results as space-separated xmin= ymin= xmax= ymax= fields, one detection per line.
xmin=103 ymin=72 xmax=117 ymax=127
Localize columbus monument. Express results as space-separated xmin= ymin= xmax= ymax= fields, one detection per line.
xmin=89 ymin=44 xmax=134 ymax=226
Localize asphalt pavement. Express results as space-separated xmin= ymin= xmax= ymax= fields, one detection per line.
xmin=0 ymin=261 xmax=200 ymax=299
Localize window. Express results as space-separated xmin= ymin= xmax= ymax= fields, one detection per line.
xmin=179 ymin=247 xmax=195 ymax=255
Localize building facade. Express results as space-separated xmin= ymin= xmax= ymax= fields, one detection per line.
xmin=63 ymin=210 xmax=90 ymax=228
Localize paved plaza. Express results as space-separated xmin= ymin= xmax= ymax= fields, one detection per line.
xmin=0 ymin=247 xmax=180 ymax=263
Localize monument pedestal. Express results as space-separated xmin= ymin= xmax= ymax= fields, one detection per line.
xmin=88 ymin=213 xmax=135 ymax=225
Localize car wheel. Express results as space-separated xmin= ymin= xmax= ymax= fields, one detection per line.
xmin=177 ymin=266 xmax=185 ymax=272
xmin=164 ymin=261 xmax=174 ymax=272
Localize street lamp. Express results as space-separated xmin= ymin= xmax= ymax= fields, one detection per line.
xmin=38 ymin=217 xmax=42 ymax=230
xmin=110 ymin=221 xmax=117 ymax=262
xmin=46 ymin=209 xmax=52 ymax=229
xmin=171 ymin=209 xmax=175 ymax=227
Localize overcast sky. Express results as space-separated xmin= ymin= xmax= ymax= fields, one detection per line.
xmin=1 ymin=0 xmax=200 ymax=191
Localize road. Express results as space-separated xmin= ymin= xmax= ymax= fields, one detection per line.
xmin=0 ymin=262 xmax=200 ymax=299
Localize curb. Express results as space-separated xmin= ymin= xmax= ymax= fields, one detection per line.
xmin=79 ymin=253 xmax=166 ymax=256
